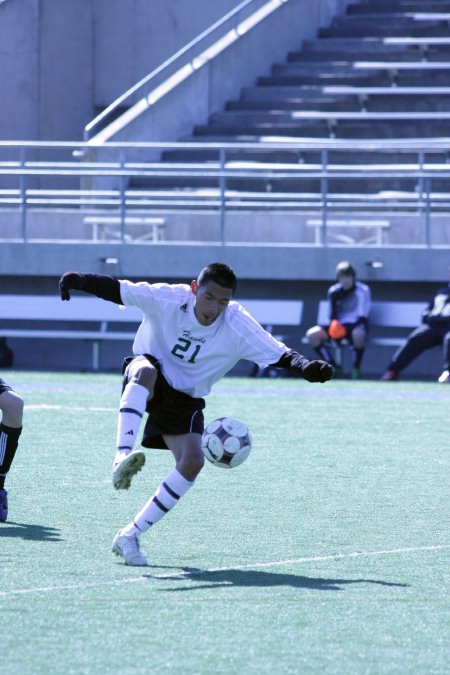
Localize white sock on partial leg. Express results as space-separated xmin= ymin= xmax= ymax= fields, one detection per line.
xmin=114 ymin=382 xmax=149 ymax=463
xmin=122 ymin=468 xmax=195 ymax=536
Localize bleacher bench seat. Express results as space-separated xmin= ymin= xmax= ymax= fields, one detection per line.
xmin=83 ymin=216 xmax=166 ymax=242
xmin=306 ymin=218 xmax=390 ymax=245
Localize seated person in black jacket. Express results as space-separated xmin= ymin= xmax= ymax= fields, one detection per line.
xmin=382 ymin=275 xmax=450 ymax=383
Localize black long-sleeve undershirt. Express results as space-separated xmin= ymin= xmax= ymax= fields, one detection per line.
xmin=271 ymin=349 xmax=310 ymax=375
xmin=77 ymin=273 xmax=122 ymax=304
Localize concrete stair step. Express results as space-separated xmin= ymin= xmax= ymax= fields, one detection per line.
xmin=235 ymin=89 xmax=450 ymax=112
xmin=258 ymin=73 xmax=394 ymax=86
xmin=240 ymin=84 xmax=450 ymax=98
xmin=241 ymin=86 xmax=342 ymax=99
xmin=160 ymin=146 xmax=450 ymax=167
xmin=298 ymin=149 xmax=450 ymax=164
xmin=331 ymin=15 xmax=450 ymax=26
xmin=225 ymin=96 xmax=450 ymax=112
xmin=210 ymin=108 xmax=450 ymax=125
xmin=303 ymin=36 xmax=450 ymax=52
xmin=226 ymin=98 xmax=361 ymax=112
xmin=128 ymin=175 xmax=420 ymax=194
xmin=193 ymin=123 xmax=330 ymax=138
xmin=258 ymin=72 xmax=450 ymax=86
xmin=130 ymin=175 xmax=221 ymax=190
xmin=271 ymin=61 xmax=450 ymax=75
xmin=289 ymin=48 xmax=450 ymax=61
xmin=319 ymin=24 xmax=450 ymax=38
xmin=193 ymin=119 xmax=450 ymax=139
xmin=271 ymin=61 xmax=375 ymax=72
xmin=352 ymin=97 xmax=450 ymax=111
xmin=303 ymin=38 xmax=391 ymax=53
xmin=356 ymin=0 xmax=450 ymax=4
xmin=331 ymin=121 xmax=450 ymax=138
xmin=161 ymin=148 xmax=309 ymax=163
xmin=207 ymin=112 xmax=310 ymax=125
xmin=349 ymin=2 xmax=450 ymax=12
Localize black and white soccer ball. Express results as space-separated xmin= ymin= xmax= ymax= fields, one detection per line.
xmin=201 ymin=417 xmax=252 ymax=469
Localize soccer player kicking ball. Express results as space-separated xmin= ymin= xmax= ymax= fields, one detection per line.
xmin=59 ymin=263 xmax=333 ymax=566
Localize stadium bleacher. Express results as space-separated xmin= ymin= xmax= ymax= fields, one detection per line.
xmin=117 ymin=0 xmax=450 ymax=248
xmin=2 ymin=1 xmax=450 ymax=248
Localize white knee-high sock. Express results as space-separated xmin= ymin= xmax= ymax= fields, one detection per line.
xmin=123 ymin=468 xmax=195 ymax=535
xmin=115 ymin=382 xmax=149 ymax=455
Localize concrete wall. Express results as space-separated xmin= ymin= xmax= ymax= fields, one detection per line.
xmin=0 ymin=0 xmax=94 ymax=141
xmin=0 ymin=0 xmax=39 ymax=140
xmin=0 ymin=0 xmax=354 ymax=142
xmin=93 ymin=0 xmax=355 ymax=147
xmin=0 ymin=240 xmax=448 ymax=284
xmin=93 ymin=0 xmax=240 ymax=107
xmin=0 ymin=0 xmax=280 ymax=141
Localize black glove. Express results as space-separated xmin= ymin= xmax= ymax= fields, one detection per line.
xmin=59 ymin=272 xmax=85 ymax=301
xmin=302 ymin=360 xmax=334 ymax=383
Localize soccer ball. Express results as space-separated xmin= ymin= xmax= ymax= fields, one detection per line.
xmin=201 ymin=417 xmax=252 ymax=469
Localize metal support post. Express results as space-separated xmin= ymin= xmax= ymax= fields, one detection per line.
xmin=320 ymin=149 xmax=328 ymax=246
xmin=219 ymin=148 xmax=226 ymax=244
xmin=20 ymin=146 xmax=27 ymax=241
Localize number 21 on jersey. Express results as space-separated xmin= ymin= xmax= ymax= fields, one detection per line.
xmin=171 ymin=338 xmax=201 ymax=363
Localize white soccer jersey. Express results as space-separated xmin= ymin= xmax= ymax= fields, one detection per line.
xmin=119 ymin=280 xmax=286 ymax=398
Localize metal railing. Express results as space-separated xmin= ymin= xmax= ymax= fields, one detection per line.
xmin=84 ymin=0 xmax=289 ymax=143
xmin=1 ymin=139 xmax=450 ymax=246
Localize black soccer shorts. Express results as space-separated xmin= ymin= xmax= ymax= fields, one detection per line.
xmin=121 ymin=355 xmax=205 ymax=450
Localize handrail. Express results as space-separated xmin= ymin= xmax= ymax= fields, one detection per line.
xmin=1 ymin=139 xmax=450 ymax=247
xmin=84 ymin=0 xmax=287 ymax=143
xmin=3 ymin=138 xmax=450 ymax=151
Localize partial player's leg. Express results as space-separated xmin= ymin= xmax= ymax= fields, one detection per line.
xmin=438 ymin=328 xmax=450 ymax=383
xmin=0 ymin=385 xmax=24 ymax=522
xmin=112 ymin=372 xmax=205 ymax=565
xmin=382 ymin=325 xmax=440 ymax=380
xmin=112 ymin=356 xmax=156 ymax=490
xmin=306 ymin=325 xmax=337 ymax=366
xmin=112 ymin=432 xmax=203 ymax=566
xmin=113 ymin=400 xmax=205 ymax=567
xmin=350 ymin=324 xmax=367 ymax=379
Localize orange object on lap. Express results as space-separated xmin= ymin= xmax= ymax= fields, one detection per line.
xmin=328 ymin=319 xmax=347 ymax=340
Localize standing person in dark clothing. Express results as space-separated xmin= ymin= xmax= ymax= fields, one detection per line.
xmin=306 ymin=261 xmax=371 ymax=379
xmin=382 ymin=274 xmax=450 ymax=383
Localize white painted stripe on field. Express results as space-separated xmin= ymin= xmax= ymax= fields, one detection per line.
xmin=25 ymin=404 xmax=115 ymax=412
xmin=25 ymin=404 xmax=62 ymax=410
xmin=0 ymin=544 xmax=448 ymax=599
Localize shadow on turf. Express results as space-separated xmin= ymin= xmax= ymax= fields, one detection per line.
xmin=145 ymin=567 xmax=409 ymax=592
xmin=0 ymin=522 xmax=62 ymax=541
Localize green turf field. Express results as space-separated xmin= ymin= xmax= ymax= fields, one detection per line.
xmin=1 ymin=371 xmax=449 ymax=674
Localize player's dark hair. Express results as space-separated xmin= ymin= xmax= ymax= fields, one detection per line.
xmin=197 ymin=263 xmax=237 ymax=294
xmin=336 ymin=261 xmax=356 ymax=279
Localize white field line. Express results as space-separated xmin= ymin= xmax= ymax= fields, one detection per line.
xmin=0 ymin=544 xmax=448 ymax=599
xmin=25 ymin=404 xmax=115 ymax=412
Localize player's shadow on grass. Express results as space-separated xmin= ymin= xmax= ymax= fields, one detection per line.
xmin=0 ymin=522 xmax=62 ymax=542
xmin=148 ymin=568 xmax=409 ymax=592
